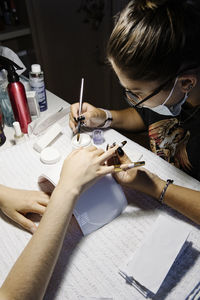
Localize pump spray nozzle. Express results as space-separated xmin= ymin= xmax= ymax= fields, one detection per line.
xmin=0 ymin=55 xmax=31 ymax=133
xmin=0 ymin=55 xmax=23 ymax=83
xmin=0 ymin=55 xmax=22 ymax=72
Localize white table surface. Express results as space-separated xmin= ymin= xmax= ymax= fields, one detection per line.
xmin=0 ymin=90 xmax=200 ymax=300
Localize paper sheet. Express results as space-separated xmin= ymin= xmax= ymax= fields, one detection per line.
xmin=122 ymin=214 xmax=191 ymax=295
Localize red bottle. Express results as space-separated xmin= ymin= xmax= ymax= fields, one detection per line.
xmin=0 ymin=55 xmax=31 ymax=134
xmin=8 ymin=78 xmax=31 ymax=134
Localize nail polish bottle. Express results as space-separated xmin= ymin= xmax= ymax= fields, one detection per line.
xmin=13 ymin=121 xmax=25 ymax=144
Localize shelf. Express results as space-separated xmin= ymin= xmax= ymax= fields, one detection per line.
xmin=0 ymin=26 xmax=31 ymax=42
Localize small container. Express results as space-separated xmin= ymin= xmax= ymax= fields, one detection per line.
xmin=26 ymin=90 xmax=40 ymax=120
xmin=71 ymin=133 xmax=91 ymax=149
xmin=13 ymin=121 xmax=25 ymax=144
xmin=29 ymin=64 xmax=47 ymax=112
xmin=40 ymin=147 xmax=61 ymax=164
xmin=92 ymin=129 xmax=104 ymax=145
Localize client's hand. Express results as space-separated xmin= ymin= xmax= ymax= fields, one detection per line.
xmin=0 ymin=186 xmax=49 ymax=233
xmin=58 ymin=145 xmax=116 ymax=195
xmin=69 ymin=102 xmax=107 ymax=133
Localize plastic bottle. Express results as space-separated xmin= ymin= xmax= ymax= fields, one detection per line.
xmin=0 ymin=55 xmax=31 ymax=134
xmin=0 ymin=69 xmax=15 ymax=127
xmin=13 ymin=121 xmax=25 ymax=144
xmin=29 ymin=64 xmax=47 ymax=112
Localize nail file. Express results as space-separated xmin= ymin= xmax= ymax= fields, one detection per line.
xmin=33 ymin=123 xmax=62 ymax=153
xmin=33 ymin=106 xmax=70 ymax=135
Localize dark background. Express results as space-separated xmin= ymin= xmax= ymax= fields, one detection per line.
xmin=0 ymin=0 xmax=130 ymax=110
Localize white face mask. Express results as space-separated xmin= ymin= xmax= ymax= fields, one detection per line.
xmin=143 ymin=77 xmax=188 ymax=116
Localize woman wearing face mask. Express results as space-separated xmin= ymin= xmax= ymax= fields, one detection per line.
xmin=70 ymin=0 xmax=200 ymax=224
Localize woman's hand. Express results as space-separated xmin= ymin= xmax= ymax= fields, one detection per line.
xmin=57 ymin=145 xmax=117 ymax=195
xmin=110 ymin=148 xmax=165 ymax=199
xmin=69 ymin=102 xmax=107 ymax=133
xmin=0 ymin=186 xmax=50 ymax=233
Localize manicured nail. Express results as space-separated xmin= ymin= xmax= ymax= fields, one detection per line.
xmin=118 ymin=141 xmax=127 ymax=148
xmin=30 ymin=226 xmax=36 ymax=234
xmin=111 ymin=142 xmax=116 ymax=148
xmin=117 ymin=147 xmax=124 ymax=157
xmin=106 ymin=144 xmax=109 ymax=151
xmin=78 ymin=115 xmax=85 ymax=121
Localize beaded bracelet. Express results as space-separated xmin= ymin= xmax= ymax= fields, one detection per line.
xmin=159 ymin=179 xmax=174 ymax=204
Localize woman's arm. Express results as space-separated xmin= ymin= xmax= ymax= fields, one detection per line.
xmin=110 ymin=107 xmax=146 ymax=131
xmin=70 ymin=102 xmax=146 ymax=132
xmin=160 ymin=182 xmax=200 ymax=224
xmin=0 ymin=146 xmax=116 ymax=300
xmin=0 ymin=186 xmax=78 ymax=300
xmin=114 ymin=151 xmax=200 ymax=225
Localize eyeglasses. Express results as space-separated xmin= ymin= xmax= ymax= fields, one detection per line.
xmin=123 ymin=63 xmax=200 ymax=108
xmin=124 ymin=78 xmax=173 ymax=108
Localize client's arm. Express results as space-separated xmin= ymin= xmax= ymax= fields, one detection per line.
xmin=0 ymin=146 xmax=116 ymax=300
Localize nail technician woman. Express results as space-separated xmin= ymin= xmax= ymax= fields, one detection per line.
xmin=70 ymin=0 xmax=200 ymax=224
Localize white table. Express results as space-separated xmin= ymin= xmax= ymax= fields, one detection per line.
xmin=0 ymin=90 xmax=200 ymax=300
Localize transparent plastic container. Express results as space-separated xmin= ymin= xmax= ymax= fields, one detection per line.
xmin=0 ymin=71 xmax=15 ymax=127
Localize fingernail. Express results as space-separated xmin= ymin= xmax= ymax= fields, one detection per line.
xmin=106 ymin=144 xmax=109 ymax=151
xmin=74 ymin=117 xmax=77 ymax=122
xmin=117 ymin=147 xmax=124 ymax=157
xmin=111 ymin=142 xmax=116 ymax=148
xmin=30 ymin=226 xmax=37 ymax=234
xmin=78 ymin=115 xmax=85 ymax=121
xmin=122 ymin=141 xmax=127 ymax=146
xmin=118 ymin=140 xmax=127 ymax=148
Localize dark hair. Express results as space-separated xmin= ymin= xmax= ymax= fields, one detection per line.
xmin=107 ymin=0 xmax=200 ymax=83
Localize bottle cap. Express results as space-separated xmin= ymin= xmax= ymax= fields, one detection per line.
xmin=13 ymin=121 xmax=22 ymax=137
xmin=31 ymin=64 xmax=41 ymax=73
xmin=40 ymin=147 xmax=61 ymax=164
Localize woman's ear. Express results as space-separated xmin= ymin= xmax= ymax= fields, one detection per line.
xmin=178 ymin=74 xmax=197 ymax=93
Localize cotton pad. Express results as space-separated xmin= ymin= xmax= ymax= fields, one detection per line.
xmin=40 ymin=147 xmax=61 ymax=164
xmin=71 ymin=133 xmax=91 ymax=149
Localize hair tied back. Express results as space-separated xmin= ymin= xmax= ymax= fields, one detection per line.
xmin=135 ymin=0 xmax=176 ymax=11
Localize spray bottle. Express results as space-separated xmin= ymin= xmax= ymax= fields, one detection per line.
xmin=0 ymin=56 xmax=31 ymax=133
